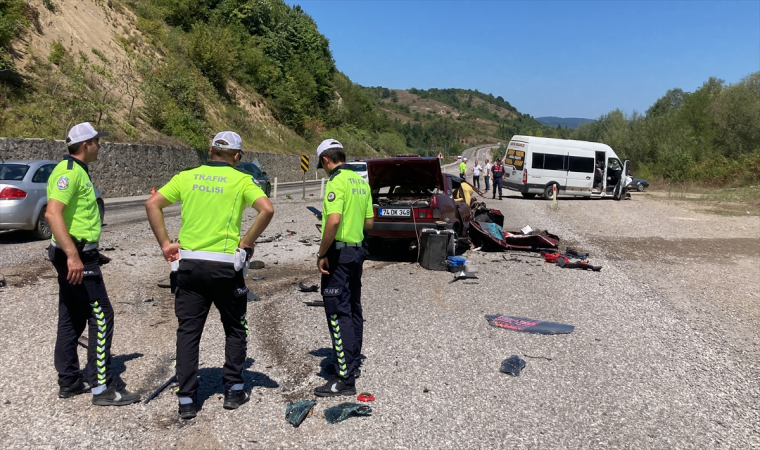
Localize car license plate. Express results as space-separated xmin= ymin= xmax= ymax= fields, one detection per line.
xmin=379 ymin=208 xmax=411 ymax=217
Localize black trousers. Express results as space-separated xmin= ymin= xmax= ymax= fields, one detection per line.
xmin=472 ymin=175 xmax=481 ymax=189
xmin=493 ymin=178 xmax=503 ymax=198
xmin=49 ymin=246 xmax=114 ymax=388
xmin=174 ymin=259 xmax=248 ymax=399
xmin=321 ymin=246 xmax=365 ymax=385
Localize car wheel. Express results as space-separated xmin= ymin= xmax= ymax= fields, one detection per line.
xmin=97 ymin=199 xmax=105 ymax=224
xmin=521 ymin=193 xmax=536 ymax=199
xmin=543 ymin=184 xmax=557 ymax=200
xmin=33 ymin=205 xmax=52 ymax=240
xmin=636 ymin=183 xmax=645 ymax=192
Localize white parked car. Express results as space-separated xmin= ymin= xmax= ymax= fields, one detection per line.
xmin=343 ymin=161 xmax=368 ymax=182
xmin=0 ymin=160 xmax=104 ymax=239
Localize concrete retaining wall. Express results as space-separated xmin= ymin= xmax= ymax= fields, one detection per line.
xmin=0 ymin=138 xmax=326 ymax=197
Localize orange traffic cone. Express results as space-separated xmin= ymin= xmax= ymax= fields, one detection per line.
xmin=150 ymin=187 xmax=156 ymax=196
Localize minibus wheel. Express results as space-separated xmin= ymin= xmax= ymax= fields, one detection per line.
xmin=543 ymin=184 xmax=558 ymax=200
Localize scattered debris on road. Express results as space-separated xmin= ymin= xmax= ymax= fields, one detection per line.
xmin=324 ymin=403 xmax=372 ymax=424
xmin=449 ymin=270 xmax=479 ymax=284
xmin=357 ymin=392 xmax=375 ymax=402
xmin=298 ymin=281 xmax=319 ymax=292
xmin=499 ymin=355 xmax=527 ymax=376
xmin=485 ymin=315 xmax=575 ymax=334
xmin=285 ymin=399 xmax=316 ymax=427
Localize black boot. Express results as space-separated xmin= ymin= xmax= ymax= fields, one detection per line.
xmin=314 ymin=377 xmax=356 ymax=397
xmin=58 ymin=376 xmax=91 ymax=398
xmin=223 ymin=389 xmax=250 ymax=410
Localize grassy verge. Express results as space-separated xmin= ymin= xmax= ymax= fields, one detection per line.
xmin=648 ymin=184 xmax=760 ymax=216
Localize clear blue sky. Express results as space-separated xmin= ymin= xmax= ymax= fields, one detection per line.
xmin=295 ymin=1 xmax=759 ymax=119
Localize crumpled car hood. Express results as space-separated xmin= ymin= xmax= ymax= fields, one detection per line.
xmin=366 ymin=157 xmax=445 ymax=190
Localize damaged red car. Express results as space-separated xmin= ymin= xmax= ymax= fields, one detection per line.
xmin=366 ymin=156 xmax=471 ymax=250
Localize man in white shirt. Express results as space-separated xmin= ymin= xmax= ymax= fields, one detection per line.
xmin=484 ymin=159 xmax=492 ymax=192
xmin=471 ymin=160 xmax=482 ymax=190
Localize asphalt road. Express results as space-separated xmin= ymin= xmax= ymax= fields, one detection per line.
xmin=0 ymin=181 xmax=757 ymax=448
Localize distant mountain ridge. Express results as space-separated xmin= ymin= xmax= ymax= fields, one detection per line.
xmin=535 ymin=117 xmax=593 ymax=129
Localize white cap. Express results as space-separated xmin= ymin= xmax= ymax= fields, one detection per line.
xmin=316 ymin=139 xmax=343 ymax=168
xmin=212 ymin=131 xmax=242 ymax=150
xmin=66 ymin=122 xmax=108 ymax=146
xmin=463 ymin=158 xmax=468 ymax=161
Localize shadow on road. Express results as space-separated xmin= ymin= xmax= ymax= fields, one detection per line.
xmin=196 ymin=357 xmax=279 ymax=407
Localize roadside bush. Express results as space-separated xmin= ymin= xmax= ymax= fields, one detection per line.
xmin=187 ymin=23 xmax=238 ymax=89
xmin=0 ymin=0 xmax=29 ymax=71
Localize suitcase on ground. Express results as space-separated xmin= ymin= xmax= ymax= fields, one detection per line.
xmin=419 ymin=229 xmax=456 ymax=271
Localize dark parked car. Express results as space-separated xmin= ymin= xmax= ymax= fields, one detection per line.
xmin=628 ymin=177 xmax=649 ymax=192
xmin=0 ymin=160 xmax=104 ymax=239
xmin=237 ymin=161 xmax=271 ymax=197
xmin=366 ymin=156 xmax=470 ymax=249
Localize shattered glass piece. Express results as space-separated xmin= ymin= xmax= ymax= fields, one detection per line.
xmin=247 ymin=292 xmax=261 ymax=302
xmin=324 ymin=402 xmax=372 ymax=424
xmin=285 ymin=399 xmax=316 ymax=427
xmin=499 ymin=355 xmax=527 ymax=376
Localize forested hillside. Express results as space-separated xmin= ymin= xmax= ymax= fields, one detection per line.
xmin=0 ymin=0 xmax=538 ymax=157
xmin=569 ymin=73 xmax=760 ymax=185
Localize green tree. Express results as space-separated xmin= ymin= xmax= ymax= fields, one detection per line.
xmin=187 ymin=23 xmax=238 ymax=89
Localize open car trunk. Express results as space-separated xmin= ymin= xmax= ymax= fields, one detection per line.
xmin=366 ymin=157 xmax=453 ymax=236
xmin=367 ymin=157 xmax=445 ymax=191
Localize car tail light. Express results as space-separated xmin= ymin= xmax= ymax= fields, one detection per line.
xmin=523 ymin=170 xmax=528 ymax=184
xmin=414 ymin=207 xmax=434 ymax=219
xmin=429 ymin=196 xmax=441 ymax=218
xmin=0 ymin=187 xmax=27 ymax=199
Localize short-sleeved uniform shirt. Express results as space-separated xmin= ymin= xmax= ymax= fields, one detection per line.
xmin=159 ymin=161 xmax=266 ymax=255
xmin=47 ymin=155 xmax=101 ymax=243
xmin=459 ymin=162 xmax=467 ymax=174
xmin=322 ymin=166 xmax=373 ymax=244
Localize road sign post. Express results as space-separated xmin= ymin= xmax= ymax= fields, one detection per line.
xmin=300 ymin=155 xmax=309 ymax=199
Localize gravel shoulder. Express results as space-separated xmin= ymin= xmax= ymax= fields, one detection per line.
xmin=0 ymin=190 xmax=757 ymax=448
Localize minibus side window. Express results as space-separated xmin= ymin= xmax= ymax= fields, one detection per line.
xmin=544 ymin=153 xmax=566 ymax=171
xmin=568 ymin=156 xmax=595 ymax=173
xmin=532 ymin=153 xmax=545 ymax=169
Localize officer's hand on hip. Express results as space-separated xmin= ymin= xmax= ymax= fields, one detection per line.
xmin=162 ymin=242 xmax=181 ymax=264
xmin=238 ymin=241 xmax=254 ymax=260
xmin=66 ymin=253 xmax=84 ymax=285
xmin=317 ymin=256 xmax=330 ymax=275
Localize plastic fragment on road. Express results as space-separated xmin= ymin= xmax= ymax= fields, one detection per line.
xmin=247 ymin=292 xmax=261 ymax=302
xmin=298 ymin=281 xmax=319 ymax=292
xmin=485 ymin=315 xmax=575 ymax=335
xmin=499 ymin=355 xmax=527 ymax=376
xmin=449 ymin=270 xmax=478 ymax=284
xmin=557 ymin=257 xmax=602 ymax=272
xmin=324 ymin=402 xmax=372 ymax=424
xmin=285 ymin=399 xmax=316 ymax=427
xmin=357 ymin=392 xmax=375 ymax=402
xmin=304 ymin=301 xmax=324 ymax=307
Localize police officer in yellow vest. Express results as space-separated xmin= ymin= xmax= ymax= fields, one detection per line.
xmin=314 ymin=139 xmax=374 ymax=397
xmin=145 ymin=131 xmax=274 ymax=419
xmin=46 ymin=122 xmax=141 ymax=406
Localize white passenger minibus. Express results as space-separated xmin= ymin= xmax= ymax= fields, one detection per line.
xmin=502 ymin=136 xmax=630 ymax=199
